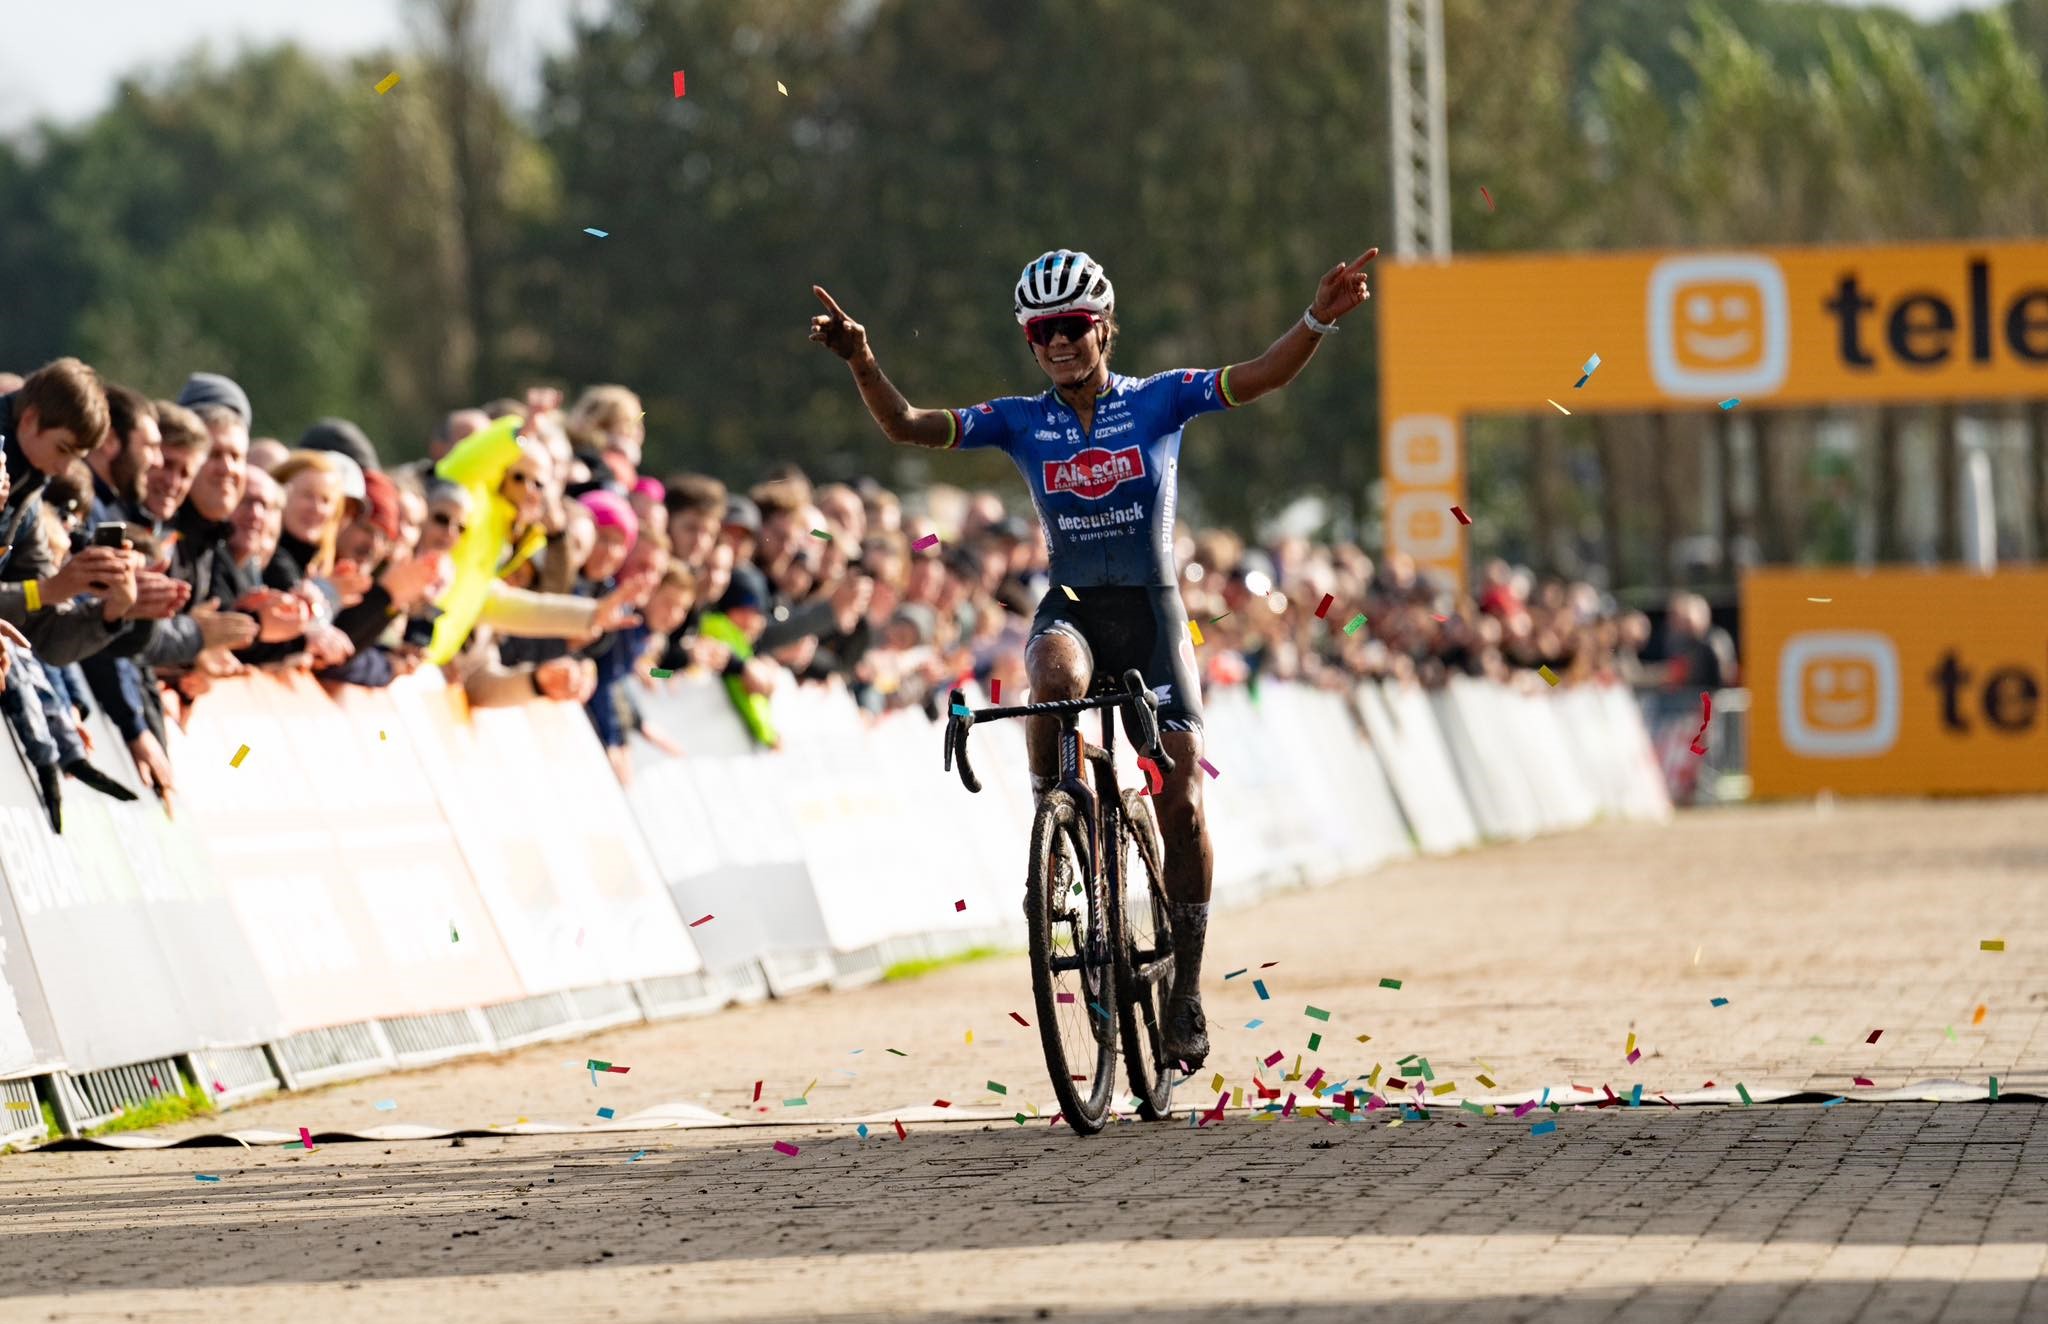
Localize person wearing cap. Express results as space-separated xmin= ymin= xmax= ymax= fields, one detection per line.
xmin=719 ymin=493 xmax=761 ymax=568
xmin=176 ymin=371 xmax=252 ymax=430
xmin=299 ymin=417 xmax=380 ymax=474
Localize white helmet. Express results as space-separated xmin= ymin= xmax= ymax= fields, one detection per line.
xmin=1014 ymin=249 xmax=1115 ymax=325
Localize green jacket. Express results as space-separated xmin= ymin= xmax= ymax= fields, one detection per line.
xmin=697 ymin=611 xmax=778 ymax=748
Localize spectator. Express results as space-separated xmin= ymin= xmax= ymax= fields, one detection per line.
xmin=140 ymin=402 xmax=209 ymax=528
xmin=663 ymin=473 xmax=727 ymax=573
xmin=699 ymin=562 xmax=780 ymax=748
xmin=176 ymin=371 xmax=252 ymax=430
xmin=247 ymin=437 xmax=289 ymax=473
xmin=86 ymin=385 xmax=159 ymax=528
xmin=299 ymin=417 xmax=380 ymax=474
xmin=564 ymin=384 xmax=644 ymax=496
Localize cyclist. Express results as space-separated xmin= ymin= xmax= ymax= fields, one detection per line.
xmin=808 ymin=245 xmax=1375 ymax=1071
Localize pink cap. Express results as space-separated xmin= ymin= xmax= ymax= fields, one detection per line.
xmin=577 ymin=489 xmax=639 ymax=549
xmin=632 ymin=476 xmax=666 ymax=504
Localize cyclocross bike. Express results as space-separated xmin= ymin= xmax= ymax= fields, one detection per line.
xmin=943 ymin=669 xmax=1178 ymax=1135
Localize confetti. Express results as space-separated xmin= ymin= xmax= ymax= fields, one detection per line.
xmin=1514 ymin=1099 xmax=1537 ymax=1117
xmin=1378 ymin=977 xmax=1403 ymax=990
xmin=932 ymin=1099 xmax=952 ymax=1108
xmin=596 ymin=1107 xmax=615 ymax=1119
xmin=1263 ymin=1050 xmax=1285 ymax=1067
xmin=773 ymin=1140 xmax=799 ymax=1156
xmin=1538 ymin=665 xmax=1560 ymax=686
xmin=375 ymin=72 xmax=401 ymax=95
xmin=1531 ymin=1120 xmax=1557 ymax=1136
xmin=1866 ymin=1030 xmax=1882 ymax=1044
xmin=1629 ymin=1083 xmax=1643 ymax=1107
xmin=1711 ymin=997 xmax=1729 ymax=1007
xmin=893 ymin=1119 xmax=906 ymax=1140
xmin=1479 ymin=185 xmax=1494 ymax=211
xmin=1244 ymin=1019 xmax=1263 ymax=1029
xmin=752 ymin=1081 xmax=762 ymax=1102
xmin=229 ymin=744 xmax=250 ymax=768
xmin=194 ymin=1174 xmax=222 ymax=1182
xmin=1853 ymin=1076 xmax=1874 ymax=1087
xmin=607 ymin=1066 xmax=631 ymax=1075
xmin=1197 ymin=757 xmax=1220 ymax=779
xmin=628 ymin=1150 xmax=647 ymax=1162
xmin=1625 ymin=1033 xmax=1636 ymax=1056
xmin=1821 ymin=1097 xmax=1845 ymax=1109
xmin=1056 ymin=993 xmax=1075 ymax=1004
xmin=588 ymin=1060 xmax=612 ymax=1072
xmin=989 ymin=679 xmax=1001 ymax=703
xmin=1060 ymin=584 xmax=1078 ymax=601
xmin=1343 ymin=613 xmax=1367 ymax=636
xmin=1211 ymin=612 xmax=1232 ymax=623
xmin=1252 ymin=980 xmax=1270 ymax=1000
xmin=776 ymin=81 xmax=788 ymax=95
xmin=450 ymin=923 xmax=459 ymax=943
xmin=1689 ymin=691 xmax=1713 ymax=756
xmin=1989 ymin=1076 xmax=2000 ymax=1100
xmin=856 ymin=1124 xmax=869 ymax=1139
xmin=673 ymin=70 xmax=686 ymax=97
xmin=299 ymin=1127 xmax=314 ymax=1150
xmin=649 ymin=667 xmax=676 ymax=679
xmin=1736 ymin=1083 xmax=1753 ymax=1107
xmin=689 ymin=914 xmax=714 ymax=927
xmin=1627 ymin=1048 xmax=1641 ymax=1065
xmin=1719 ymin=398 xmax=1739 ymax=410
xmin=1304 ymin=1005 xmax=1330 ymax=1022
xmin=1807 ymin=597 xmax=1832 ymax=603
xmin=782 ymin=1098 xmax=806 ymax=1107
xmin=1450 ymin=504 xmax=1471 ymax=525
xmin=373 ymin=1100 xmax=397 ymax=1111
xmin=1981 ymin=939 xmax=2005 ymax=952
xmin=213 ymin=1081 xmax=225 ymax=1094
xmin=4 ymin=1101 xmax=31 ymax=1110
xmin=583 ymin=227 xmax=609 ymax=238
xmin=906 ymin=533 xmax=941 ymax=554
xmin=1430 ymin=1082 xmax=1455 ymax=1096
xmin=1973 ymin=1005 xmax=1987 ymax=1025
xmin=1574 ymin=353 xmax=1601 ymax=389
xmin=1223 ymin=968 xmax=1248 ymax=980
xmin=1547 ymin=398 xmax=1571 ymax=415
xmin=1188 ymin=620 xmax=1204 ymax=646
xmin=1009 ymin=1011 xmax=1030 ymax=1027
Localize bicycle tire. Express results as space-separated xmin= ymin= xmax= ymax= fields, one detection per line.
xmin=1025 ymin=790 xmax=1119 ymax=1135
xmin=1115 ymin=788 xmax=1176 ymax=1119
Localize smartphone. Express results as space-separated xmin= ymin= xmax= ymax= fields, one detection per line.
xmin=91 ymin=521 xmax=129 ymax=549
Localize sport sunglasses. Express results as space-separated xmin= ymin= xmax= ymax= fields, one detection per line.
xmin=1025 ymin=312 xmax=1104 ymax=347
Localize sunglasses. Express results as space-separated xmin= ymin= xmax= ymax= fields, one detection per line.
xmin=1025 ymin=313 xmax=1103 ymax=347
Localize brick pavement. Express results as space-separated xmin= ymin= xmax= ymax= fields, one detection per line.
xmin=1 ymin=796 xmax=2044 ymax=1321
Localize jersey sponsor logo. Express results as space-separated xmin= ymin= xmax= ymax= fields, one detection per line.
xmin=1182 ymin=370 xmax=1198 ymax=383
xmin=1033 ymin=429 xmax=1062 ymax=441
xmin=1044 ymin=445 xmax=1145 ymax=500
xmin=975 ymin=403 xmax=995 ymax=414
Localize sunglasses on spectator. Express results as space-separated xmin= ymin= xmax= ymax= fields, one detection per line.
xmin=1025 ymin=313 xmax=1104 ymax=347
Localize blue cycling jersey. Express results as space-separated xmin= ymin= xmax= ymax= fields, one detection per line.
xmin=947 ymin=367 xmax=1238 ymax=587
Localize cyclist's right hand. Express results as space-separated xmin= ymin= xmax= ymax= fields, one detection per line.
xmin=809 ymin=286 xmax=868 ymax=361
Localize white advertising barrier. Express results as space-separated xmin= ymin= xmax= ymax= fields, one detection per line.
xmin=388 ymin=670 xmax=703 ymax=995
xmin=1555 ymin=683 xmax=1672 ymax=822
xmin=0 ymin=705 xmax=283 ymax=1072
xmin=1354 ymin=678 xmax=1484 ymax=854
xmin=173 ymin=673 xmax=522 ymax=1032
xmin=625 ymin=676 xmax=834 ymax=991
xmin=1431 ymin=677 xmax=1543 ymax=842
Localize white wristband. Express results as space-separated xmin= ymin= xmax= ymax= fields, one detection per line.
xmin=1302 ymin=307 xmax=1340 ymax=336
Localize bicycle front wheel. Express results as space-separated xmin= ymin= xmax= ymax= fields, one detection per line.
xmin=1116 ymin=788 xmax=1176 ymax=1119
xmin=1025 ymin=790 xmax=1119 ymax=1135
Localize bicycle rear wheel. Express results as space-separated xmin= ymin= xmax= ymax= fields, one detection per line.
xmin=1115 ymin=788 xmax=1176 ymax=1119
xmin=1025 ymin=790 xmax=1119 ymax=1135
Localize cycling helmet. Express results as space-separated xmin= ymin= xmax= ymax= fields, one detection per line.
xmin=1014 ymin=249 xmax=1115 ymax=324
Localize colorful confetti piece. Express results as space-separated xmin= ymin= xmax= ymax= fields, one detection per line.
xmin=1574 ymin=353 xmax=1601 ymax=388
xmin=373 ymin=1100 xmax=397 ymax=1111
xmin=1821 ymin=1097 xmax=1845 ymax=1109
xmin=689 ymin=914 xmax=714 ymax=927
xmin=856 ymin=1124 xmax=869 ymax=1139
xmin=1853 ymin=1076 xmax=1874 ymax=1087
xmin=1252 ymin=980 xmax=1270 ymax=1000
xmin=776 ymin=81 xmax=789 ymax=96
xmin=1223 ymin=968 xmax=1248 ymax=980
xmin=1866 ymin=1030 xmax=1883 ymax=1044
xmin=673 ymin=70 xmax=686 ymax=97
xmin=583 ymin=227 xmax=609 ymax=238
xmin=1538 ymin=665 xmax=1560 ymax=686
xmin=299 ymin=1127 xmax=314 ymax=1149
xmin=1981 ymin=939 xmax=2005 ymax=952
xmin=1314 ymin=593 xmax=1334 ymax=619
xmin=1973 ymin=1004 xmax=1987 ymax=1025
xmin=1263 ymin=1050 xmax=1285 ymax=1067
xmin=1531 ymin=1120 xmax=1557 ymax=1136
xmin=1244 ymin=1019 xmax=1263 ymax=1029
xmin=1547 ymin=398 xmax=1571 ymax=415
xmin=1719 ymin=398 xmax=1739 ymax=410
xmin=913 ymin=533 xmax=939 ymax=552
xmin=375 ymin=72 xmax=401 ymax=95
xmin=1450 ymin=504 xmax=1471 ymax=525
xmin=1989 ymin=1076 xmax=2000 ymax=1100
xmin=1061 ymin=584 xmax=1078 ymax=601
xmin=596 ymin=1107 xmax=615 ymax=1119
xmin=229 ymin=744 xmax=250 ymax=768
xmin=1807 ymin=597 xmax=1832 ymax=603
xmin=1378 ymin=977 xmax=1403 ymax=990
xmin=1188 ymin=619 xmax=1204 ymax=646
xmin=650 ymin=667 xmax=675 ymax=679
xmin=1304 ymin=1005 xmax=1330 ymax=1022
xmin=986 ymin=1081 xmax=1007 ymax=1095
xmin=1479 ymin=185 xmax=1494 ymax=211
xmin=893 ymin=1119 xmax=907 ymax=1140
xmin=194 ymin=1173 xmax=222 ymax=1182
xmin=1736 ymin=1083 xmax=1753 ymax=1107
xmin=1343 ymin=613 xmax=1367 ymax=636
xmin=1711 ymin=996 xmax=1729 ymax=1007
xmin=773 ymin=1140 xmax=799 ymax=1156
xmin=1197 ymin=757 xmax=1220 ymax=779
xmin=1009 ymin=1011 xmax=1030 ymax=1027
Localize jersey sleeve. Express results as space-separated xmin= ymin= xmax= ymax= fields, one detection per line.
xmin=1151 ymin=368 xmax=1239 ymax=427
xmin=946 ymin=397 xmax=1022 ymax=452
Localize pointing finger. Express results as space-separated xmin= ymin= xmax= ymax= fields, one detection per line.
xmin=812 ymin=285 xmax=847 ymax=318
xmin=1350 ymin=247 xmax=1379 ymax=272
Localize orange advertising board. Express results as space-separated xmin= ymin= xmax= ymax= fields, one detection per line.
xmin=1743 ymin=567 xmax=2048 ymax=797
xmin=1379 ymin=239 xmax=2048 ymax=585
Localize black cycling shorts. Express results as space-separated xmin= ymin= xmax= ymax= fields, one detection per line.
xmin=1030 ymin=584 xmax=1204 ymax=734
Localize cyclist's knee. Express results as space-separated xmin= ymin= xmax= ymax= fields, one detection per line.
xmin=1026 ymin=632 xmax=1090 ymax=699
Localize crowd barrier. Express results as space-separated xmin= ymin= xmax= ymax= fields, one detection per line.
xmin=0 ymin=665 xmax=1667 ymax=1146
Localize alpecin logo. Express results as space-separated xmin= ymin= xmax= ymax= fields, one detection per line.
xmin=1044 ymin=445 xmax=1145 ymax=500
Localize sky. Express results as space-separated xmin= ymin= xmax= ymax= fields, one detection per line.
xmin=0 ymin=0 xmax=2011 ymax=137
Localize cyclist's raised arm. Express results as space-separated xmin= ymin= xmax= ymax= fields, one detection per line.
xmin=809 ymin=285 xmax=958 ymax=450
xmin=1219 ymin=247 xmax=1377 ymax=406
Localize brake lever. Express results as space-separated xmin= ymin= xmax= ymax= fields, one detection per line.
xmin=944 ymin=688 xmax=982 ymax=793
xmin=1121 ymin=668 xmax=1176 ymax=778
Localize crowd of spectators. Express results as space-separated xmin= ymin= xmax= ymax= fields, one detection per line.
xmin=0 ymin=355 xmax=1681 ymax=825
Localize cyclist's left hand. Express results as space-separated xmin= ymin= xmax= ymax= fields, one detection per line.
xmin=1310 ymin=247 xmax=1378 ymax=325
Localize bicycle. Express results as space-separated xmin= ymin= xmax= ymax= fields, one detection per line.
xmin=944 ymin=668 xmax=1178 ymax=1135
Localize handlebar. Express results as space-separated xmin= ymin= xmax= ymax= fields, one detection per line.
xmin=943 ymin=669 xmax=1173 ymax=795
